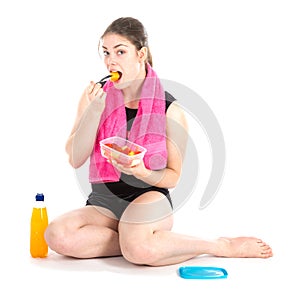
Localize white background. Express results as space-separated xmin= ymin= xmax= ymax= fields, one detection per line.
xmin=0 ymin=0 xmax=299 ymax=299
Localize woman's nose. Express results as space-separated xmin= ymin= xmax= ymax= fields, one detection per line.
xmin=106 ymin=53 xmax=117 ymax=67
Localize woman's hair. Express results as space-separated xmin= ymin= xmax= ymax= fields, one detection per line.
xmin=100 ymin=17 xmax=153 ymax=67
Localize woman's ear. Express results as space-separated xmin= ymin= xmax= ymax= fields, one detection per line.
xmin=138 ymin=47 xmax=148 ymax=62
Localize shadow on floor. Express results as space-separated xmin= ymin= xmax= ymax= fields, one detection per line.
xmin=29 ymin=251 xmax=217 ymax=276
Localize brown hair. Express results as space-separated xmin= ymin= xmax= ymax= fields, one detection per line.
xmin=100 ymin=17 xmax=153 ymax=67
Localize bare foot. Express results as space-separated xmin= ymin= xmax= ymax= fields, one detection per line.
xmin=214 ymin=237 xmax=273 ymax=258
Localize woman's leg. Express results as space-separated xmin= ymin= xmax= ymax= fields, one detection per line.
xmin=45 ymin=206 xmax=121 ymax=258
xmin=118 ymin=191 xmax=273 ymax=266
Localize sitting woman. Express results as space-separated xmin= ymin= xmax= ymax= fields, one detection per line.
xmin=45 ymin=17 xmax=273 ymax=266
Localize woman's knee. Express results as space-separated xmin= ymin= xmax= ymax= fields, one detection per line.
xmin=118 ymin=213 xmax=173 ymax=266
xmin=44 ymin=220 xmax=70 ymax=254
xmin=120 ymin=238 xmax=158 ymax=266
xmin=44 ymin=211 xmax=83 ymax=256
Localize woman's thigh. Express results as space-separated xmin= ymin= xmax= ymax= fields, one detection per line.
xmin=118 ymin=191 xmax=173 ymax=236
xmin=45 ymin=206 xmax=122 ymax=258
xmin=48 ymin=205 xmax=119 ymax=232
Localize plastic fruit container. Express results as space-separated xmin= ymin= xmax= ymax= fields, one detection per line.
xmin=100 ymin=136 xmax=147 ymax=167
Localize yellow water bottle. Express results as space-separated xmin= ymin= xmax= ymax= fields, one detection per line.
xmin=30 ymin=193 xmax=48 ymax=258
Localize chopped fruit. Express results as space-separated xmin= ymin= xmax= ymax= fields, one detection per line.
xmin=110 ymin=71 xmax=121 ymax=82
xmin=101 ymin=137 xmax=146 ymax=167
xmin=104 ymin=143 xmax=140 ymax=156
xmin=105 ymin=143 xmax=113 ymax=148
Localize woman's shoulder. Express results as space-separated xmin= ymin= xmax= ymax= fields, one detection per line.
xmin=165 ymin=92 xmax=187 ymax=126
xmin=165 ymin=91 xmax=176 ymax=111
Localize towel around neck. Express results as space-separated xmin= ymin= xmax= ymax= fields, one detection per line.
xmin=89 ymin=63 xmax=167 ymax=183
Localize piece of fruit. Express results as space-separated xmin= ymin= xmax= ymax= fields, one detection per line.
xmin=110 ymin=71 xmax=120 ymax=82
xmin=104 ymin=143 xmax=141 ymax=156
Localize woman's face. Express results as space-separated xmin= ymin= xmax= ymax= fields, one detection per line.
xmin=101 ymin=33 xmax=146 ymax=89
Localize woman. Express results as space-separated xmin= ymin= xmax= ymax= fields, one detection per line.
xmin=45 ymin=17 xmax=273 ymax=266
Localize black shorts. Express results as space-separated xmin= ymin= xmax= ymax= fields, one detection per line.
xmin=86 ymin=178 xmax=172 ymax=220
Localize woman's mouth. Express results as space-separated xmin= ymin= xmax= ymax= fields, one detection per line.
xmin=110 ymin=71 xmax=122 ymax=82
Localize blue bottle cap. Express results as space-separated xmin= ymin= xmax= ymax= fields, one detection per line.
xmin=35 ymin=193 xmax=44 ymax=201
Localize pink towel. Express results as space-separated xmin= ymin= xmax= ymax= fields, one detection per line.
xmin=89 ymin=63 xmax=167 ymax=183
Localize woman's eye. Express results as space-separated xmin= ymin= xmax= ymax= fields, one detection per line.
xmin=117 ymin=50 xmax=125 ymax=55
xmin=103 ymin=51 xmax=109 ymax=56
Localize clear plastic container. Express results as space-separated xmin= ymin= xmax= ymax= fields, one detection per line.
xmin=100 ymin=136 xmax=147 ymax=167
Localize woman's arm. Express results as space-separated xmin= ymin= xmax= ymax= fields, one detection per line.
xmin=164 ymin=101 xmax=189 ymax=187
xmin=140 ymin=101 xmax=188 ymax=188
xmin=112 ymin=101 xmax=188 ymax=189
xmin=65 ymin=82 xmax=106 ymax=168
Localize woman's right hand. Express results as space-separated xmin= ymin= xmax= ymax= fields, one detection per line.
xmin=85 ymin=81 xmax=106 ymax=108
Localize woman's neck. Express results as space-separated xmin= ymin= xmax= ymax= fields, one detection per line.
xmin=122 ymin=85 xmax=142 ymax=108
xmin=122 ymin=68 xmax=146 ymax=109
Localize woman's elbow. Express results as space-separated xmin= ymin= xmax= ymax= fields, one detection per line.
xmin=67 ymin=155 xmax=85 ymax=169
xmin=168 ymin=171 xmax=181 ymax=189
xmin=65 ymin=142 xmax=85 ymax=168
xmin=69 ymin=159 xmax=80 ymax=169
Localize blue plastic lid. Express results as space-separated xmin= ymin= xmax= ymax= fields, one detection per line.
xmin=35 ymin=193 xmax=44 ymax=201
xmin=178 ymin=266 xmax=228 ymax=279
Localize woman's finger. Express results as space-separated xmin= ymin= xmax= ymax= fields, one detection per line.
xmin=87 ymin=81 xmax=96 ymax=94
xmin=92 ymin=83 xmax=103 ymax=96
